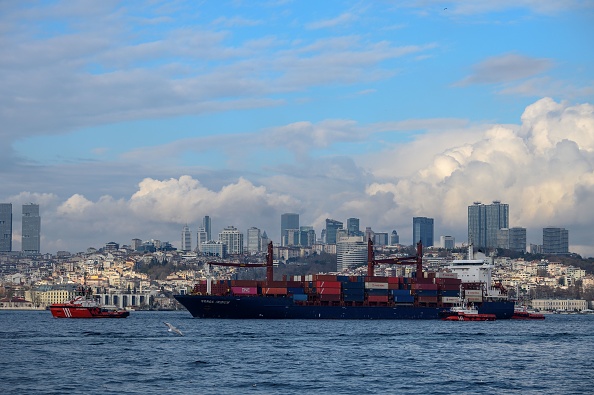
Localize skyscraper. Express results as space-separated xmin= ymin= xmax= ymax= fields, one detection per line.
xmin=390 ymin=230 xmax=400 ymax=245
xmin=203 ymin=216 xmax=212 ymax=241
xmin=543 ymin=227 xmax=569 ymax=255
xmin=467 ymin=201 xmax=509 ymax=250
xmin=0 ymin=203 xmax=12 ymax=252
xmin=247 ymin=227 xmax=261 ymax=253
xmin=281 ymin=213 xmax=299 ymax=246
xmin=181 ymin=224 xmax=191 ymax=252
xmin=325 ymin=219 xmax=343 ymax=244
xmin=346 ymin=218 xmax=361 ymax=236
xmin=22 ymin=203 xmax=40 ymax=254
xmin=412 ymin=217 xmax=434 ymax=247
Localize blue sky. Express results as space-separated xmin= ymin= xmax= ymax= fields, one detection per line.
xmin=2 ymin=0 xmax=594 ymax=255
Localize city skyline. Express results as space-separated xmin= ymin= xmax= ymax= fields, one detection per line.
xmin=1 ymin=2 xmax=593 ymax=256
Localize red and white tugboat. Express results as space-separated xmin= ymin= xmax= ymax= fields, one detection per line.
xmin=443 ymin=305 xmax=496 ymax=321
xmin=512 ymin=306 xmax=545 ymax=320
xmin=49 ymin=288 xmax=129 ymax=319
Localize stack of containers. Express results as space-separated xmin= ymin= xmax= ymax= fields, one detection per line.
xmin=411 ymin=282 xmax=438 ymax=303
xmin=342 ymin=277 xmax=365 ymax=302
xmin=365 ymin=277 xmax=389 ymax=303
xmin=436 ymin=273 xmax=462 ymax=304
xmin=315 ymin=274 xmax=341 ymax=302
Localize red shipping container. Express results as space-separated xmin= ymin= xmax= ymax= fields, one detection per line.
xmin=439 ymin=284 xmax=461 ymax=291
xmin=263 ymin=287 xmax=287 ymax=295
xmin=316 ymin=281 xmax=341 ymax=289
xmin=365 ymin=276 xmax=388 ymax=282
xmin=318 ymin=287 xmax=341 ymax=295
xmin=387 ymin=277 xmax=400 ymax=284
xmin=368 ymin=295 xmax=389 ymax=303
xmin=417 ymin=296 xmax=438 ymax=303
xmin=231 ymin=280 xmax=258 ymax=287
xmin=319 ymin=294 xmax=341 ymax=302
xmin=315 ymin=274 xmax=337 ymax=281
xmin=231 ymin=286 xmax=258 ymax=295
xmin=412 ymin=283 xmax=438 ymax=291
xmin=388 ymin=283 xmax=400 ymax=290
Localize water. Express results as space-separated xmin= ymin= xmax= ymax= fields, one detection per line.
xmin=1 ymin=311 xmax=592 ymax=394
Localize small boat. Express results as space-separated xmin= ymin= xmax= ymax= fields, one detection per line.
xmin=49 ymin=296 xmax=130 ymax=319
xmin=443 ymin=305 xmax=496 ymax=321
xmin=512 ymin=306 xmax=545 ymax=320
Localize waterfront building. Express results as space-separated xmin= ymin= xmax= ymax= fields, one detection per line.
xmin=543 ymin=227 xmax=569 ymax=255
xmin=0 ymin=203 xmax=12 ymax=252
xmin=336 ymin=236 xmax=366 ymax=272
xmin=412 ymin=217 xmax=434 ymax=247
xmin=22 ymin=203 xmax=40 ymax=254
xmin=468 ymin=201 xmax=508 ymax=250
xmin=219 ymin=226 xmax=243 ymax=255
xmin=281 ymin=213 xmax=299 ymax=246
xmin=203 ymin=216 xmax=212 ymax=241
xmin=325 ymin=219 xmax=343 ymax=244
xmin=181 ymin=224 xmax=192 ymax=252
xmin=247 ymin=227 xmax=261 ymax=253
xmin=531 ymin=299 xmax=586 ymax=312
xmin=440 ymin=235 xmax=455 ymax=250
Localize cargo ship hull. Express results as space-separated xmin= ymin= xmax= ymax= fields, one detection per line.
xmin=175 ymin=294 xmax=447 ymax=319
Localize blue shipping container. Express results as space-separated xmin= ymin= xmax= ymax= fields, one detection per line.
xmin=292 ymin=294 xmax=308 ymax=301
xmin=394 ymin=295 xmax=415 ymax=303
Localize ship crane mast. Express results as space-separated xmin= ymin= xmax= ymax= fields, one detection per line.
xmin=205 ymin=241 xmax=274 ymax=294
xmin=367 ymin=239 xmax=424 ymax=280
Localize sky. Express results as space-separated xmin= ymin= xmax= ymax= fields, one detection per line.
xmin=2 ymin=0 xmax=594 ymax=256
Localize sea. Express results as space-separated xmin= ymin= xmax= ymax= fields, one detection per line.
xmin=0 ymin=310 xmax=592 ymax=395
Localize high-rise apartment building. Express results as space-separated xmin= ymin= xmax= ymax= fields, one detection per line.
xmin=543 ymin=227 xmax=569 ymax=255
xmin=325 ymin=219 xmax=343 ymax=244
xmin=336 ymin=236 xmax=366 ymax=272
xmin=196 ymin=226 xmax=208 ymax=252
xmin=22 ymin=203 xmax=40 ymax=254
xmin=0 ymin=203 xmax=12 ymax=252
xmin=467 ymin=201 xmax=508 ymax=250
xmin=247 ymin=227 xmax=261 ymax=253
xmin=440 ymin=235 xmax=455 ymax=250
xmin=203 ymin=216 xmax=212 ymax=241
xmin=281 ymin=213 xmax=299 ymax=246
xmin=181 ymin=224 xmax=192 ymax=252
xmin=413 ymin=217 xmax=434 ymax=247
xmin=498 ymin=227 xmax=526 ymax=252
xmin=219 ymin=225 xmax=243 ymax=255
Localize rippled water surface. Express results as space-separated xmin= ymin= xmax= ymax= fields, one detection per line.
xmin=1 ymin=311 xmax=592 ymax=394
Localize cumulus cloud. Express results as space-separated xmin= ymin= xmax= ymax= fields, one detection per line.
xmin=361 ymin=98 xmax=594 ymax=256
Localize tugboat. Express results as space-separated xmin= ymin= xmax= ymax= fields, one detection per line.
xmin=512 ymin=306 xmax=545 ymax=320
xmin=443 ymin=305 xmax=496 ymax=321
xmin=49 ymin=287 xmax=129 ymax=319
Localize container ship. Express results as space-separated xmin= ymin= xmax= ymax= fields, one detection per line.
xmin=174 ymin=241 xmax=514 ymax=319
